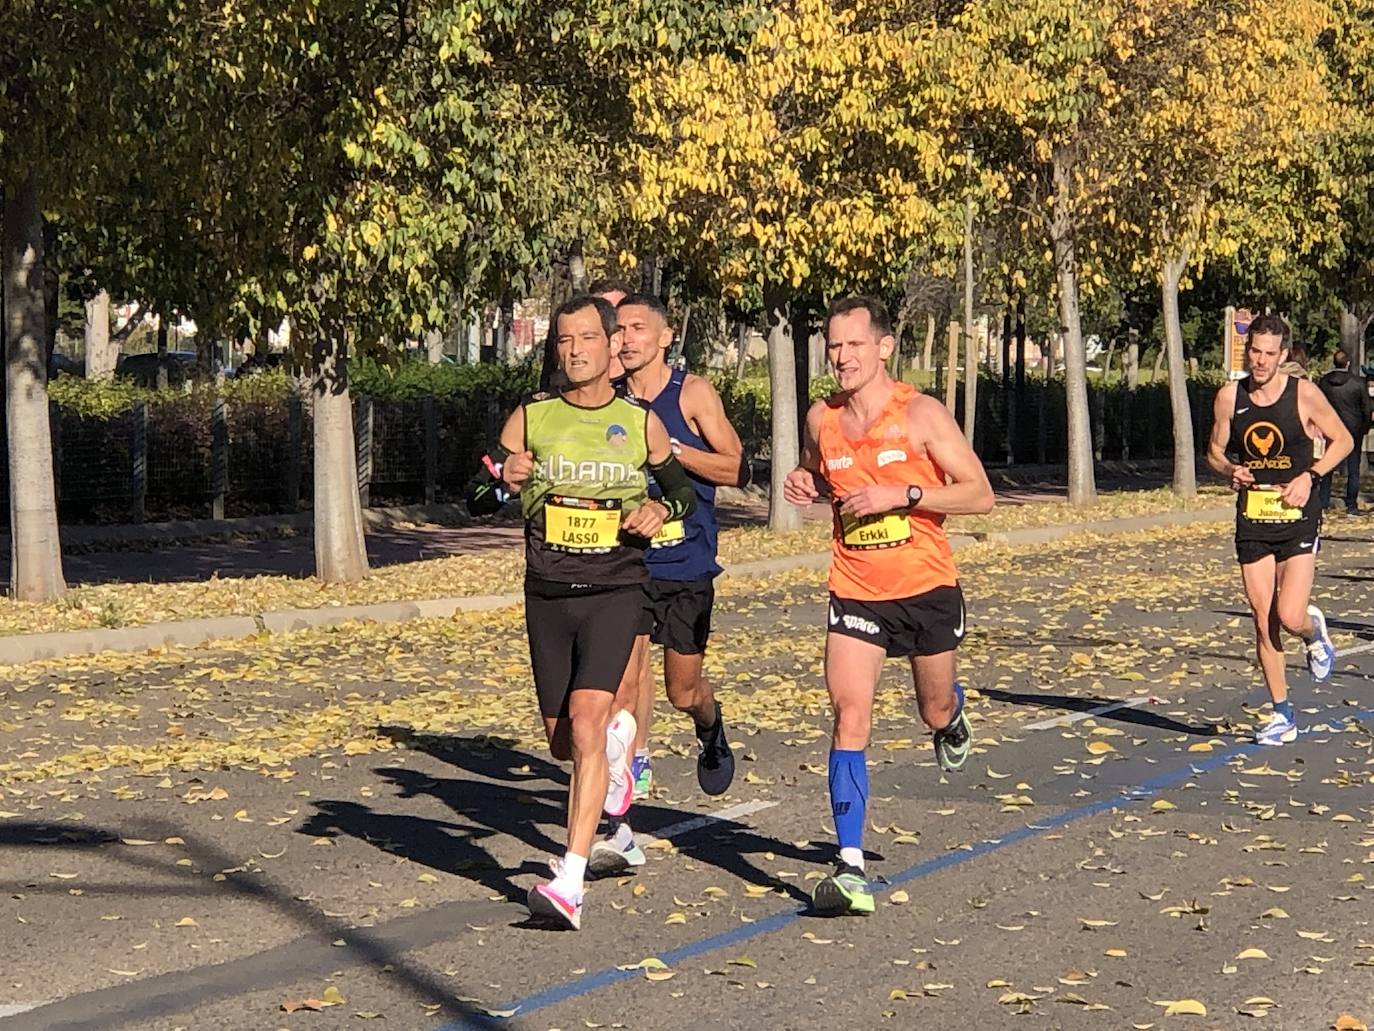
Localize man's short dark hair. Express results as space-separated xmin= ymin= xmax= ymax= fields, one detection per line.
xmin=587 ymin=276 xmax=636 ymax=298
xmin=617 ymin=292 xmax=671 ymax=325
xmin=1246 ymin=313 xmax=1291 ymax=349
xmin=1334 ymin=348 xmax=1351 ymax=369
xmin=826 ymin=295 xmax=894 ymax=337
xmin=554 ymin=294 xmax=619 ymax=340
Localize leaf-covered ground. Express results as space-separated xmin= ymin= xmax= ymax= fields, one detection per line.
xmin=0 ymin=519 xmax=1370 ymax=1029
xmin=6 ymin=486 xmax=1232 ymax=638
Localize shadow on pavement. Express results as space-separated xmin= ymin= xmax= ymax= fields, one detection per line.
xmin=314 ymin=732 xmax=832 ymax=909
xmin=980 ymin=687 xmax=1222 ymax=737
xmin=0 ymin=818 xmax=503 ymax=1030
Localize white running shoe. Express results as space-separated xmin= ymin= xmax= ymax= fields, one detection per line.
xmin=589 ymin=833 xmax=647 ymax=877
xmin=528 ymin=881 xmax=582 ymax=930
xmin=1305 ymin=605 xmax=1335 ymax=682
xmin=1255 ymin=711 xmax=1298 ymax=746
xmin=604 ymin=710 xmax=637 ymax=817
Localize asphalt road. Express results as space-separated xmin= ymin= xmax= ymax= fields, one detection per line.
xmin=0 ymin=519 xmax=1371 ymax=1030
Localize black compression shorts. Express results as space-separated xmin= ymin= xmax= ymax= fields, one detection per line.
xmin=525 ymin=580 xmax=643 ymax=717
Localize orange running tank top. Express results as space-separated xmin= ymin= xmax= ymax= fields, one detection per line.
xmin=816 ymin=382 xmax=958 ymax=601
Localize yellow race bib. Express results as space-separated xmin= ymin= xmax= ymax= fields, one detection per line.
xmin=545 ymin=495 xmax=622 ymax=550
xmin=838 ymin=509 xmax=912 ymax=550
xmin=651 ymin=519 xmax=686 ymax=548
xmin=1243 ymin=487 xmax=1302 ymax=523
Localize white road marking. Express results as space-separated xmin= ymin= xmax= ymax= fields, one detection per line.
xmin=1024 ymin=696 xmax=1149 ymax=732
xmin=1024 ymin=637 xmax=1374 ymax=733
xmin=635 ymin=798 xmax=779 ymax=846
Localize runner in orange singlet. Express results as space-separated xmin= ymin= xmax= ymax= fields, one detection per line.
xmin=784 ymin=295 xmax=994 ymax=915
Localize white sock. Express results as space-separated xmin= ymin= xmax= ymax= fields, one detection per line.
xmin=840 ymin=846 xmax=865 ymax=871
xmin=551 ymin=851 xmax=587 ymax=896
xmin=611 ymin=821 xmax=636 ymax=849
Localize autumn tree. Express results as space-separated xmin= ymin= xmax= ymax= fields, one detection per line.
xmin=629 ymin=0 xmax=969 ymax=528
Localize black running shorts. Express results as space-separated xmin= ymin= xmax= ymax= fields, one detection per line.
xmin=525 ymin=580 xmax=643 ymax=717
xmin=640 ymin=576 xmax=715 ymax=655
xmin=826 ymin=584 xmax=966 ymax=658
xmin=1235 ymin=534 xmax=1320 ymax=565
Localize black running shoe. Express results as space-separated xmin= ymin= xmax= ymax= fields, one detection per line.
xmin=695 ymin=700 xmax=735 ymax=796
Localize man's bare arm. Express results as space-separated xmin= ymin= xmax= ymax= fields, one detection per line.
xmin=677 ymin=376 xmax=748 ymax=487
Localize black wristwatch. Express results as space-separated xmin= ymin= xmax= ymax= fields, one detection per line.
xmin=1307 ymin=469 xmax=1322 ymax=486
xmin=905 ymin=485 xmax=923 ymax=507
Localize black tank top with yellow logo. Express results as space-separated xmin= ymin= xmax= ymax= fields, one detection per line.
xmin=1227 ymin=375 xmax=1319 ymax=541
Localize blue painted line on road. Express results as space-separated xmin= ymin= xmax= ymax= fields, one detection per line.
xmin=442 ymin=702 xmax=1374 ymax=1031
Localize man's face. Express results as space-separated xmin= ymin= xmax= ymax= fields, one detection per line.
xmin=617 ymin=303 xmax=672 ymax=374
xmin=826 ymin=309 xmax=894 ymax=392
xmin=594 ymin=289 xmax=627 ymax=308
xmin=1246 ymin=332 xmax=1287 ymax=386
xmin=557 ymin=305 xmax=620 ymax=387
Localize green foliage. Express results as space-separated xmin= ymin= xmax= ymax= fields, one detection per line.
xmin=45 ymin=361 xmax=546 ymax=415
xmin=348 ymin=356 xmax=538 ymax=402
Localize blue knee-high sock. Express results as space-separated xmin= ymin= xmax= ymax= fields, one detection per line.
xmin=828 ymin=749 xmax=868 ymax=853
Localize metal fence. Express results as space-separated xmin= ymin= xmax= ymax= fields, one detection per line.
xmin=0 ymin=379 xmax=1215 ymax=525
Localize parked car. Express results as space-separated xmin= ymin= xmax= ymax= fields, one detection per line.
xmin=115 ymin=351 xmax=200 ymax=388
xmin=232 ymin=351 xmax=285 ymax=377
xmin=47 ymin=352 xmax=85 ymax=380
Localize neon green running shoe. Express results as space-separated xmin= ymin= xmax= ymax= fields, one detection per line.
xmin=811 ymin=862 xmax=875 ymax=916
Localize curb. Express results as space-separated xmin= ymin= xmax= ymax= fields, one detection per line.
xmin=972 ymin=505 xmax=1233 ymax=547
xmin=0 ymin=508 xmax=1233 ymax=668
xmin=7 ymin=503 xmax=485 ymax=552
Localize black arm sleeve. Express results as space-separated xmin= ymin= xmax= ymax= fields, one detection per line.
xmin=648 ymin=453 xmax=697 ymax=521
xmin=463 ymin=444 xmax=513 ymax=516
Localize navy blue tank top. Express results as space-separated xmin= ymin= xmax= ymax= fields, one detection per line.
xmin=619 ymin=369 xmax=720 ymax=580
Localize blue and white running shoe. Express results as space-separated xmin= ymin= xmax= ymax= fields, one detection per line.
xmin=1305 ymin=604 xmax=1335 ymax=682
xmin=1255 ymin=710 xmax=1298 ymax=746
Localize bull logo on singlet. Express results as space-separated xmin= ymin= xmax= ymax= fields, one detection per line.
xmin=1242 ymin=421 xmax=1291 ymax=470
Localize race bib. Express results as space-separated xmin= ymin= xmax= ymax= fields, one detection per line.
xmin=651 ymin=518 xmax=686 ymax=549
xmin=838 ymin=509 xmax=912 ymax=550
xmin=544 ymin=495 xmax=622 ymax=550
xmin=1243 ymin=487 xmax=1302 ymax=523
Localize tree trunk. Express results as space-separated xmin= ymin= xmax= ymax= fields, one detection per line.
xmin=567 ymin=240 xmax=587 ymax=293
xmin=1340 ymin=303 xmax=1361 ymax=356
xmin=679 ymin=303 xmax=693 ymax=370
xmin=922 ymin=312 xmax=935 ymax=371
xmin=83 ymin=289 xmax=118 ymax=380
xmin=424 ymin=329 xmax=445 ymax=364
xmin=944 ymin=320 xmax=959 ymax=412
xmin=156 ymin=317 xmax=169 ymax=390
xmin=1125 ymin=329 xmax=1140 ymax=390
xmin=312 ymin=319 xmax=369 ymax=583
xmin=497 ymin=295 xmax=514 ymax=364
xmin=1101 ymin=338 xmax=1117 ymax=384
xmin=962 ymin=184 xmax=977 ymax=443
xmin=766 ymin=290 xmax=801 ymax=531
xmin=734 ymin=321 xmax=750 ymax=379
xmin=41 ymin=219 xmax=58 ymax=368
xmin=1161 ymin=253 xmax=1197 ymax=496
xmin=791 ymin=303 xmax=811 ymax=445
xmin=1050 ymin=146 xmax=1097 ymax=506
xmin=891 ymin=318 xmax=907 ymax=379
xmin=1015 ymin=293 xmax=1027 ymax=392
xmin=1152 ymin=344 xmax=1167 ymax=382
xmin=2 ymin=177 xmax=66 ymax=600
